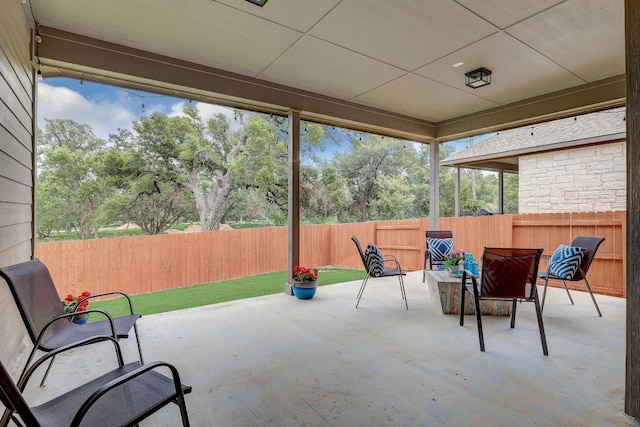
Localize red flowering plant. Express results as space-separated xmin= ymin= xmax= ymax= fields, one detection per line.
xmin=62 ymin=291 xmax=91 ymax=321
xmin=293 ymin=265 xmax=318 ymax=283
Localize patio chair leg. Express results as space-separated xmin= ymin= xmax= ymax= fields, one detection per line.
xmin=398 ymin=275 xmax=408 ymax=309
xmin=355 ymin=273 xmax=370 ymax=308
xmin=133 ymin=323 xmax=145 ymax=364
xmin=561 ymin=280 xmax=575 ymax=305
xmin=510 ymin=299 xmax=518 ymax=328
xmin=39 ymin=355 xmax=56 ymax=387
xmin=583 ymin=277 xmax=602 ymax=317
xmin=422 ymin=253 xmax=428 ymax=283
xmin=17 ymin=344 xmax=41 ymax=390
xmin=459 ymin=282 xmax=466 ymax=326
xmin=474 ymin=294 xmax=485 ymax=352
xmin=541 ymin=275 xmax=549 ymax=311
xmin=177 ymin=395 xmax=191 ymax=426
xmin=534 ymin=292 xmax=549 ymax=356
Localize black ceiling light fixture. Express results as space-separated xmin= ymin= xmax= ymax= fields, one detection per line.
xmin=465 ymin=67 xmax=492 ymax=89
xmin=245 ymin=0 xmax=268 ymax=6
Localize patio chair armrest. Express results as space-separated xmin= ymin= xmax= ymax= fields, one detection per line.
xmin=461 ymin=271 xmax=480 ymax=295
xmin=34 ymin=310 xmax=118 ymax=354
xmin=72 ymin=361 xmax=189 ymax=426
xmin=77 ymin=291 xmax=136 ymax=315
xmin=382 ymin=254 xmax=402 ymax=269
xmin=18 ymin=336 xmax=123 ymax=391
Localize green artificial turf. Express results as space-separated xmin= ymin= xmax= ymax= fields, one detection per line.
xmin=88 ymin=268 xmax=363 ymax=317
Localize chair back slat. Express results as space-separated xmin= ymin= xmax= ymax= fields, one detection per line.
xmin=570 ymin=236 xmax=605 ymax=281
xmin=480 ymin=248 xmax=543 ymax=299
xmin=351 ymin=236 xmax=367 ymax=269
xmin=425 ymin=230 xmax=453 ymax=241
xmin=0 ymin=259 xmax=66 ymax=344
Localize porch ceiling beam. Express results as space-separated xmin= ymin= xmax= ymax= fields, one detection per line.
xmin=37 ymin=26 xmax=436 ymax=143
xmin=37 ymin=27 xmax=625 ymax=146
xmin=436 ymin=75 xmax=626 ymax=142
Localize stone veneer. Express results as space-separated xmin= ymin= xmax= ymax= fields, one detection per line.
xmin=519 ymin=142 xmax=626 ymax=213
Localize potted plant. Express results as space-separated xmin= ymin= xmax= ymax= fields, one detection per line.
xmin=292 ymin=265 xmax=318 ymax=299
xmin=442 ymin=249 xmax=465 ymax=274
xmin=62 ymin=291 xmax=92 ymax=324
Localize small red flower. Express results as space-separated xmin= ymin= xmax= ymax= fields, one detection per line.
xmin=61 ymin=291 xmax=91 ymax=315
xmin=293 ymin=265 xmax=318 ymax=282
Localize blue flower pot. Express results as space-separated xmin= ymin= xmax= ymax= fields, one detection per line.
xmin=72 ymin=315 xmax=88 ymax=324
xmin=293 ymin=280 xmax=317 ymax=299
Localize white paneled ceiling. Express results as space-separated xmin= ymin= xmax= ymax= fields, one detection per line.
xmin=29 ymin=0 xmax=625 ymax=124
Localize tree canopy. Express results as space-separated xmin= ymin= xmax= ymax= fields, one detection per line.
xmin=36 ymin=106 xmax=518 ymax=239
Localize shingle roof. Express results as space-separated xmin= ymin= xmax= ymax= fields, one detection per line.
xmin=441 ymin=107 xmax=626 ymax=171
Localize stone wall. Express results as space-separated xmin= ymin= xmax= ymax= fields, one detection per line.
xmin=519 ymin=142 xmax=626 ymax=213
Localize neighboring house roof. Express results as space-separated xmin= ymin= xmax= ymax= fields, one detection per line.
xmin=441 ymin=107 xmax=626 ymax=172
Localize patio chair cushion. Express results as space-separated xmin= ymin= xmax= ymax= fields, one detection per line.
xmin=427 ymin=237 xmax=454 ymax=262
xmin=548 ymin=245 xmax=586 ymax=279
xmin=364 ymin=243 xmax=384 ymax=277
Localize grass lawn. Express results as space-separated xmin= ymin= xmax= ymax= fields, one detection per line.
xmin=88 ymin=268 xmax=363 ymax=317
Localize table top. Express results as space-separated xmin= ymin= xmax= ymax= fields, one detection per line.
xmin=424 ymin=269 xmax=479 ymax=283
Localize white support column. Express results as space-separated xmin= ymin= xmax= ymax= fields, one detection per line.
xmin=429 ymin=140 xmax=440 ymax=229
xmin=454 ymin=167 xmax=460 ymax=217
xmin=498 ymin=170 xmax=504 ymax=214
xmin=286 ymin=110 xmax=301 ymax=295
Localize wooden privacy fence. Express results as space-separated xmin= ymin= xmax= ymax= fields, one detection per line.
xmin=37 ymin=211 xmax=626 ymax=299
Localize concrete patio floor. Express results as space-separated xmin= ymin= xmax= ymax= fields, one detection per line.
xmin=23 ymin=271 xmax=638 ymax=426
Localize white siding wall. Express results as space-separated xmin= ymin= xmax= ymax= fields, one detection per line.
xmin=519 ymin=142 xmax=626 ymax=213
xmin=0 ymin=1 xmax=35 ymax=376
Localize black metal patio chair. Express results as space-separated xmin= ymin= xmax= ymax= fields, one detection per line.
xmin=459 ymin=247 xmax=548 ymax=355
xmin=423 ymin=230 xmax=454 ymax=282
xmin=0 ymin=335 xmax=191 ymax=426
xmin=351 ymin=236 xmax=407 ymax=309
xmin=538 ymin=236 xmax=605 ymax=316
xmin=0 ymin=259 xmax=144 ymax=388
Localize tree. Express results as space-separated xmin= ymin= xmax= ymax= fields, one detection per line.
xmin=371 ymin=175 xmax=416 ymax=220
xmin=36 ymin=180 xmax=70 ymax=238
xmin=504 ymin=172 xmax=519 ymax=213
xmin=37 ymin=119 xmax=108 ymax=238
xmin=132 ymin=108 xmax=306 ymax=231
xmin=126 ymin=179 xmax=195 ymax=235
xmin=333 ymin=134 xmax=413 ymax=222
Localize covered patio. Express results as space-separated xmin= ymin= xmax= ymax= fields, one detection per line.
xmin=23 ymin=271 xmax=635 ymax=426
xmin=4 ymin=0 xmax=640 ymax=422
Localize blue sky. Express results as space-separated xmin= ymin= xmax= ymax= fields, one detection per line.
xmin=38 ymin=77 xmax=236 ymax=140
xmin=38 ymin=77 xmax=480 ymax=154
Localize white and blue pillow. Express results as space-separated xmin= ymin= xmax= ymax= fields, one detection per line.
xmin=364 ymin=243 xmax=384 ymax=277
xmin=548 ymin=245 xmax=586 ymax=279
xmin=427 ymin=237 xmax=454 ymax=262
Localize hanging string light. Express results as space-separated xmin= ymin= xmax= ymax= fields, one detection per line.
xmin=34 ymin=23 xmax=42 ymax=44
xmin=36 ymin=58 xmax=43 ymax=80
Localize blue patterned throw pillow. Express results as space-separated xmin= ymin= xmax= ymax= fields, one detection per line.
xmin=364 ymin=243 xmax=384 ymax=277
xmin=548 ymin=245 xmax=586 ymax=279
xmin=427 ymin=237 xmax=454 ymax=262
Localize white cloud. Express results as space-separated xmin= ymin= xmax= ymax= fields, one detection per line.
xmin=195 ymin=102 xmax=235 ymax=122
xmin=37 ymin=83 xmax=137 ymax=140
xmin=167 ymin=100 xmax=234 ymax=120
xmin=38 ymin=80 xmax=244 ymax=141
xmin=167 ymin=101 xmax=241 ymax=131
